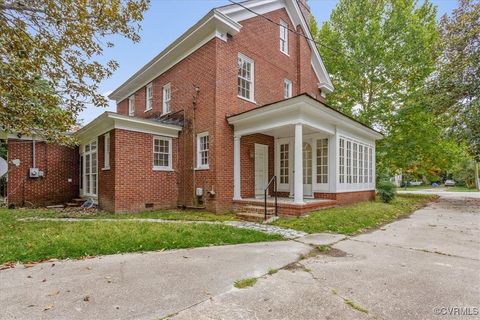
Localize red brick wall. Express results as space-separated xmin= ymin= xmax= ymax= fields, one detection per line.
xmin=7 ymin=140 xmax=79 ymax=207
xmin=111 ymin=9 xmax=327 ymax=213
xmin=116 ymin=38 xmax=218 ymax=211
xmin=335 ymin=190 xmax=376 ymax=205
xmin=239 ymin=134 xmax=275 ymax=198
xmin=98 ymin=130 xmax=116 ymax=212
xmin=111 ymin=129 xmax=180 ymax=213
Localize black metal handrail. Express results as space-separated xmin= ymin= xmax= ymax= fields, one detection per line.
xmin=264 ymin=175 xmax=278 ymax=220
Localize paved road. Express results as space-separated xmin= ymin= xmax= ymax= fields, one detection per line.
xmin=174 ymin=192 xmax=480 ymax=320
xmin=1 ymin=192 xmax=479 ymax=320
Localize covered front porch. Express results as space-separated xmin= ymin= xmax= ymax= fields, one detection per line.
xmin=227 ymin=94 xmax=381 ymax=216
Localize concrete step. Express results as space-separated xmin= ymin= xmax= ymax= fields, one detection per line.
xmin=242 ymin=205 xmax=276 ymax=215
xmin=236 ymin=212 xmax=274 ymax=223
xmin=66 ymin=202 xmax=81 ymax=207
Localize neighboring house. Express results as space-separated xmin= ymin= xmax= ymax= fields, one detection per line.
xmin=3 ymin=0 xmax=382 ymax=215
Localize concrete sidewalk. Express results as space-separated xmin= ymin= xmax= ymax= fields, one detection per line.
xmin=173 ymin=193 xmax=480 ymax=320
xmin=0 ymin=241 xmax=315 ymax=320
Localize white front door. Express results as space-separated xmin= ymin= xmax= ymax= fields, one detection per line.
xmin=255 ymin=144 xmax=269 ymax=198
xmin=303 ymin=141 xmax=313 ymax=196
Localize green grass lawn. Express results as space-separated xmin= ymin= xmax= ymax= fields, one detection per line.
xmin=0 ymin=208 xmax=281 ymax=265
xmin=272 ymin=194 xmax=437 ymax=235
xmin=397 ymin=185 xmax=478 ymax=192
xmin=7 ymin=208 xmax=237 ymax=221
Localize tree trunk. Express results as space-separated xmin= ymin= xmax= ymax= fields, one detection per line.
xmin=476 ymin=162 xmax=480 ymax=191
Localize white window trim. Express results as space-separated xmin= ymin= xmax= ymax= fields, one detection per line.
xmin=279 ymin=19 xmax=289 ymax=55
xmin=82 ymin=139 xmax=98 ymax=197
xmin=128 ymin=95 xmax=135 ymax=116
xmin=103 ymin=133 xmax=110 ymax=170
xmin=153 ymin=136 xmax=173 ymax=171
xmin=196 ymin=132 xmax=209 ymax=170
xmin=237 ymin=53 xmax=255 ymax=103
xmin=162 ymin=83 xmax=171 ymax=115
xmin=284 ymin=79 xmax=292 ymax=98
xmin=146 ymin=83 xmax=153 ymax=112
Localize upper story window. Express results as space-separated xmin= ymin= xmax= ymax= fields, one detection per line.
xmin=284 ymin=79 xmax=292 ymax=98
xmin=146 ymin=83 xmax=153 ymax=111
xmin=279 ymin=20 xmax=289 ymax=54
xmin=163 ymin=83 xmax=171 ymax=114
xmin=103 ymin=133 xmax=110 ymax=170
xmin=197 ymin=132 xmax=209 ymax=169
xmin=128 ymin=95 xmax=135 ymax=116
xmin=153 ymin=136 xmax=172 ymax=171
xmin=237 ymin=53 xmax=254 ymax=101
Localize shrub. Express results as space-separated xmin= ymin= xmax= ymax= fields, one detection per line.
xmin=377 ymin=181 xmax=397 ymax=203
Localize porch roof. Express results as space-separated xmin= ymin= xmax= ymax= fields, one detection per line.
xmin=227 ymin=94 xmax=383 ymax=140
xmin=75 ymin=112 xmax=183 ymax=145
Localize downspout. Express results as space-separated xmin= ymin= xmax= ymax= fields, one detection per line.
xmin=192 ymin=85 xmax=200 ymax=205
xmin=182 ymin=109 xmax=187 ymax=208
xmin=32 ymin=135 xmax=36 ymax=168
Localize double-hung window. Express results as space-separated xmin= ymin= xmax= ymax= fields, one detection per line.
xmin=237 ymin=54 xmax=254 ymax=101
xmin=279 ymin=20 xmax=289 ymax=54
xmin=103 ymin=133 xmax=110 ymax=170
xmin=163 ymin=83 xmax=171 ymax=114
xmin=146 ymin=83 xmax=153 ymax=111
xmin=153 ymin=137 xmax=172 ymax=171
xmin=128 ymin=95 xmax=135 ymax=116
xmin=284 ymin=79 xmax=292 ymax=98
xmin=339 ymin=138 xmax=345 ymax=184
xmin=197 ymin=132 xmax=209 ymax=169
xmin=279 ymin=143 xmax=290 ymax=184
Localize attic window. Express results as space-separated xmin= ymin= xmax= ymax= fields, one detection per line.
xmin=280 ymin=20 xmax=289 ymax=55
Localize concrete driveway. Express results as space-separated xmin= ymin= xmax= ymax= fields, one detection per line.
xmin=173 ymin=192 xmax=480 ymax=320
xmin=1 ymin=192 xmax=479 ymax=320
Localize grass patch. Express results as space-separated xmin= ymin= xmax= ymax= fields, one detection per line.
xmin=397 ymin=185 xmax=478 ymax=192
xmin=272 ymin=194 xmax=437 ymax=235
xmin=234 ymin=277 xmax=257 ymax=289
xmin=443 ymin=186 xmax=478 ymax=192
xmin=344 ymin=299 xmax=369 ymax=314
xmin=0 ymin=209 xmax=281 ymax=265
xmin=267 ymin=268 xmax=278 ymax=275
xmin=8 ymin=208 xmax=236 ymax=222
xmin=317 ymin=245 xmax=331 ymax=253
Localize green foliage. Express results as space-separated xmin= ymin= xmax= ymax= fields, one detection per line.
xmin=316 ymin=0 xmax=440 ymax=127
xmin=0 ymin=0 xmax=149 ymax=144
xmin=377 ymin=180 xmax=397 ymax=203
xmin=451 ymin=159 xmax=476 ymax=188
xmin=0 ymin=140 xmax=6 ymax=159
xmin=426 ymin=0 xmax=480 ymax=161
xmin=234 ymin=277 xmax=257 ymax=289
xmin=377 ymin=105 xmax=467 ymax=180
xmin=273 ymin=194 xmax=436 ymax=234
xmin=0 ymin=209 xmax=282 ymax=264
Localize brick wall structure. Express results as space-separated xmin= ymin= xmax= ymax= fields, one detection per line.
xmin=7 ymin=140 xmax=79 ymax=207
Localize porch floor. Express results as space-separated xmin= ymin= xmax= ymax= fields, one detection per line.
xmin=233 ymin=197 xmax=337 ymax=216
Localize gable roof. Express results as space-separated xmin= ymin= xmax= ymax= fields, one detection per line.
xmin=217 ymin=0 xmax=333 ymax=93
xmin=109 ymin=0 xmax=334 ymax=103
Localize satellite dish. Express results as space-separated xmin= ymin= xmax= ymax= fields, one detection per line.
xmin=0 ymin=157 xmax=7 ymax=178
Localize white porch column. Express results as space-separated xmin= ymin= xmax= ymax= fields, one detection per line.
xmin=233 ymin=135 xmax=242 ymax=200
xmin=294 ymin=123 xmax=304 ymax=204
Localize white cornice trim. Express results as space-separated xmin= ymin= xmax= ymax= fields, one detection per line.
xmin=227 ymin=95 xmax=382 ymax=140
xmin=75 ymin=112 xmax=182 ymax=145
xmin=109 ymin=10 xmax=241 ymax=103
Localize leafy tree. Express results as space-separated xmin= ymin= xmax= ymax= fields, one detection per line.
xmin=426 ymin=0 xmax=479 ymax=181
xmin=316 ymin=0 xmax=440 ymax=128
xmin=0 ymin=0 xmax=149 ymax=144
xmin=314 ymin=0 xmax=467 ymax=180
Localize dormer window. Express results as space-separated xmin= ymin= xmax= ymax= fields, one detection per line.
xmin=146 ymin=83 xmax=153 ymax=111
xmin=280 ymin=20 xmax=289 ymax=55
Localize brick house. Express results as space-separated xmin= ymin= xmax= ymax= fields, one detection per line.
xmin=3 ymin=0 xmax=382 ymax=215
